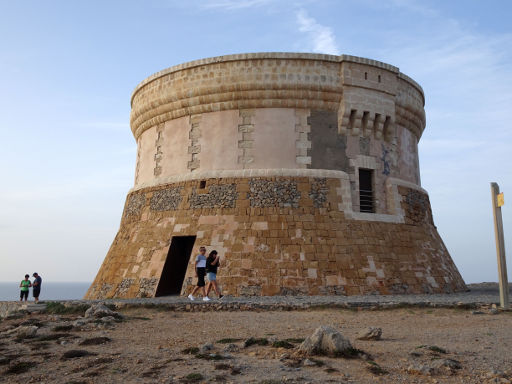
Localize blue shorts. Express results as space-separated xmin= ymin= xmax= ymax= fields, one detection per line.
xmin=207 ymin=272 xmax=216 ymax=281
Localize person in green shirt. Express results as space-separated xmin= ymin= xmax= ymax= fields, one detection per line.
xmin=19 ymin=274 xmax=32 ymax=302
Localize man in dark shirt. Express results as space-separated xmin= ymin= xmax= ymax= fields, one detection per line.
xmin=32 ymin=272 xmax=42 ymax=303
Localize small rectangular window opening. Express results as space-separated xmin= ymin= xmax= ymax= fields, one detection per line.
xmin=359 ymin=169 xmax=374 ymax=213
xmin=378 ymin=75 xmax=381 ymax=83
xmin=364 ymin=72 xmax=368 ymax=80
xmin=199 ymin=180 xmax=206 ymax=189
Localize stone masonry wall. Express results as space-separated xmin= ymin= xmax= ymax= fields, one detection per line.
xmin=85 ymin=176 xmax=466 ymax=299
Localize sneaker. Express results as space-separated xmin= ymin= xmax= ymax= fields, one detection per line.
xmin=188 ymin=294 xmax=195 ymax=301
xmin=203 ymin=296 xmax=211 ymax=301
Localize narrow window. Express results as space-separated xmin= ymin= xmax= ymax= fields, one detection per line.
xmin=359 ymin=169 xmax=374 ymax=213
xmin=199 ymin=180 xmax=206 ymax=189
xmin=378 ymin=74 xmax=381 ymax=83
xmin=364 ymin=72 xmax=368 ymax=80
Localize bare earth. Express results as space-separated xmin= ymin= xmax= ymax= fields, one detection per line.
xmin=1 ymin=305 xmax=511 ymax=384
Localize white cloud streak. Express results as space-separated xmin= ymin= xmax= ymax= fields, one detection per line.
xmin=201 ymin=0 xmax=272 ymax=10
xmin=295 ymin=9 xmax=339 ymax=55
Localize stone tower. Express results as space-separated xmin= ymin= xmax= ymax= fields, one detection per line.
xmin=85 ymin=53 xmax=466 ymax=299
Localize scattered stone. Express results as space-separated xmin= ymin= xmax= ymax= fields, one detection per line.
xmin=432 ymin=358 xmax=462 ymax=372
xmin=61 ymin=350 xmax=97 ymax=360
xmin=407 ymin=364 xmax=437 ymax=376
xmin=298 ymin=326 xmax=353 ymax=357
xmin=472 ymin=310 xmax=485 ymax=315
xmin=302 ymin=359 xmax=317 ymax=367
xmin=4 ymin=361 xmax=35 ymax=375
xmin=214 ymin=363 xmax=231 ymax=370
xmin=490 ymin=308 xmax=500 ymax=315
xmin=73 ymin=319 xmax=88 ymax=327
xmin=222 ymin=343 xmax=239 ymax=353
xmin=244 ymin=337 xmax=269 ymax=347
xmin=181 ymin=372 xmax=204 ymax=383
xmin=52 ymin=324 xmax=73 ymax=332
xmin=357 ymin=327 xmax=382 ymax=340
xmin=366 ymin=360 xmax=388 ymax=375
xmin=181 ymin=347 xmax=199 ymax=355
xmin=84 ymin=304 xmax=122 ymax=319
xmin=216 ymin=338 xmax=242 ymax=344
xmin=271 ymin=340 xmax=295 ymax=349
xmin=200 ymin=342 xmax=214 ymax=353
xmin=15 ymin=325 xmax=38 ymax=339
xmin=101 ymin=316 xmax=117 ymax=323
xmin=79 ymin=337 xmax=112 ymax=346
xmin=416 ymin=345 xmax=447 ymax=354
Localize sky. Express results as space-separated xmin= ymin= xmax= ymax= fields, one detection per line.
xmin=0 ymin=0 xmax=511 ymax=284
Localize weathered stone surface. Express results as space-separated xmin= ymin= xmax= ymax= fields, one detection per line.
xmin=357 ymin=327 xmax=382 ymax=340
xmin=150 ymin=187 xmax=182 ymax=211
xmin=248 ymin=179 xmax=300 ymax=208
xmin=124 ymin=193 xmax=145 ymax=217
xmin=299 ymin=326 xmax=352 ymax=356
xmin=189 ymin=184 xmax=237 ymax=209
xmin=85 ymin=304 xmax=120 ymax=319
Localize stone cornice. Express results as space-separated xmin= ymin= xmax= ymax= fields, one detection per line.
xmin=130 ymin=52 xmax=426 ymax=141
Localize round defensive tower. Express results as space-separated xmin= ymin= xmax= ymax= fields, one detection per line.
xmin=85 ymin=53 xmax=466 ymax=299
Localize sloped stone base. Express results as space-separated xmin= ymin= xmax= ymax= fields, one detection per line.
xmin=85 ymin=172 xmax=465 ymax=299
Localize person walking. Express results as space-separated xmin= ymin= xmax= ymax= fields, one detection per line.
xmin=188 ymin=247 xmax=210 ymax=301
xmin=19 ymin=274 xmax=32 ymax=302
xmin=205 ymin=250 xmax=223 ymax=299
xmin=32 ymin=272 xmax=42 ymax=303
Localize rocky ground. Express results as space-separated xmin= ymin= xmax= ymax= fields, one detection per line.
xmin=0 ymin=301 xmax=511 ymax=384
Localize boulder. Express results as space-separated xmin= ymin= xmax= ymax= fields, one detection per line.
xmin=357 ymin=327 xmax=382 ymax=340
xmin=84 ymin=303 xmax=121 ymax=319
xmin=298 ymin=326 xmax=353 ymax=356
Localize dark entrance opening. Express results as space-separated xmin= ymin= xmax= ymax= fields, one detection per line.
xmin=155 ymin=235 xmax=196 ymax=297
xmin=359 ymin=169 xmax=374 ymax=213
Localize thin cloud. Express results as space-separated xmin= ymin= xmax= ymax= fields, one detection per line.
xmin=201 ymin=0 xmax=272 ymax=10
xmin=295 ymin=9 xmax=339 ymax=55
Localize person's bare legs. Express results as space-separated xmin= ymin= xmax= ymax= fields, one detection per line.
xmin=206 ymin=281 xmax=221 ymax=297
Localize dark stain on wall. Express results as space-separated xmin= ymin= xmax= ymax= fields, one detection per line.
xmin=308 ymin=110 xmax=349 ymax=171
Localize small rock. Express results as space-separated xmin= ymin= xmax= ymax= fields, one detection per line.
xmin=298 ymin=325 xmax=353 ymax=356
xmin=200 ymin=343 xmax=214 ymax=353
xmin=303 ymin=359 xmax=316 ymax=367
xmin=407 ymin=364 xmax=437 ymax=376
xmin=490 ymin=308 xmax=499 ymax=315
xmin=472 ymin=311 xmax=485 ymax=315
xmin=432 ymin=358 xmax=462 ymax=373
xmin=357 ymin=327 xmax=382 ymax=340
xmin=223 ymin=343 xmax=239 ymax=353
xmin=16 ymin=326 xmax=38 ymax=338
xmin=85 ymin=303 xmax=121 ymax=319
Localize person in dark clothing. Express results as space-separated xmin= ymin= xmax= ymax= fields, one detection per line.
xmin=205 ymin=250 xmax=223 ymax=299
xmin=32 ymin=272 xmax=42 ymax=303
xmin=20 ymin=274 xmax=32 ymax=302
xmin=188 ymin=247 xmax=209 ymax=301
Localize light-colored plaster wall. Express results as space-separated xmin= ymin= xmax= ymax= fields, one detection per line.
xmin=251 ymin=108 xmax=297 ymax=169
xmin=198 ymin=110 xmax=241 ymax=171
xmin=135 ymin=127 xmax=158 ymax=186
xmin=398 ymin=125 xmax=420 ymax=184
xmin=161 ymin=116 xmax=190 ymax=178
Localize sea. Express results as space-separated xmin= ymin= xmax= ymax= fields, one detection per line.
xmin=0 ymin=282 xmax=91 ymax=301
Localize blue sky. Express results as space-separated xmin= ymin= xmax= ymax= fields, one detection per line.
xmin=0 ymin=0 xmax=511 ymax=284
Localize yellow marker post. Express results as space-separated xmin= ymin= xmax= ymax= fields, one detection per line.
xmin=491 ymin=183 xmax=509 ymax=309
